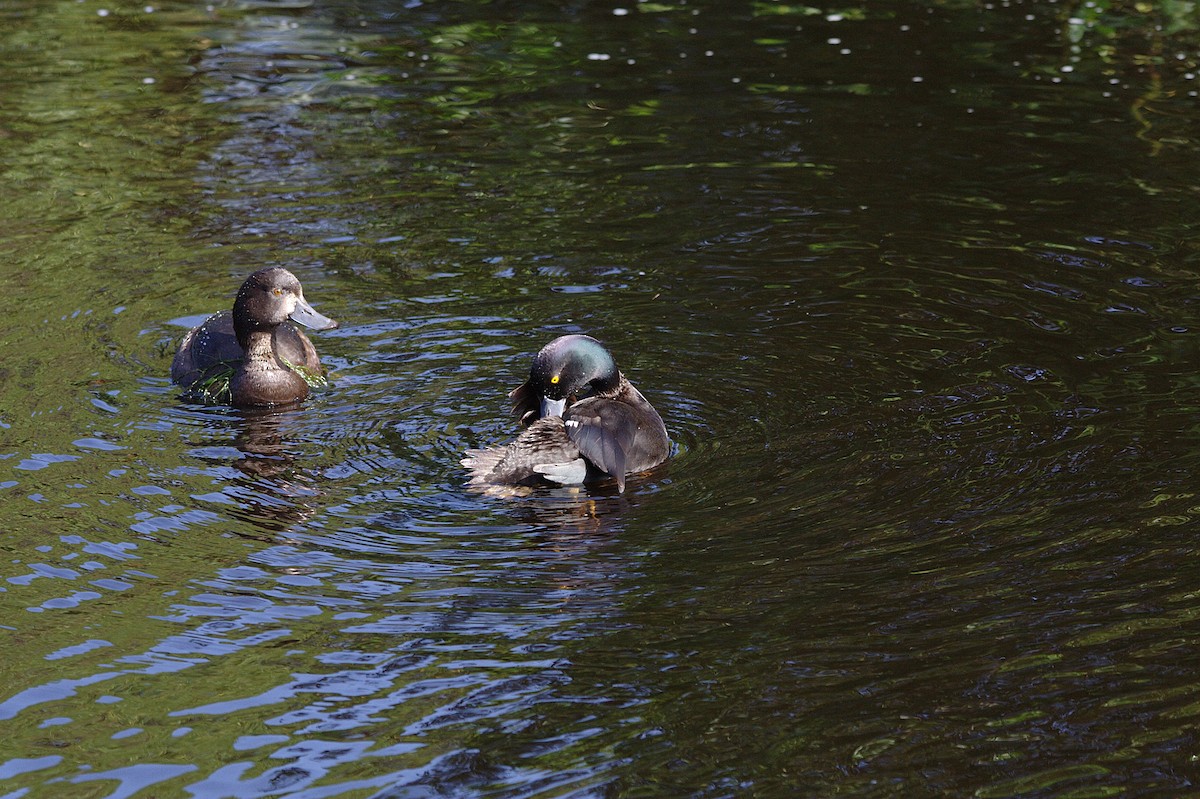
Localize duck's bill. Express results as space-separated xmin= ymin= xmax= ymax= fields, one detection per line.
xmin=540 ymin=397 xmax=567 ymax=418
xmin=290 ymin=299 xmax=339 ymax=331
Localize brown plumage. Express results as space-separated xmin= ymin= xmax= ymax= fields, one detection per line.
xmin=463 ymin=335 xmax=670 ymax=493
xmin=171 ymin=267 xmax=338 ymax=407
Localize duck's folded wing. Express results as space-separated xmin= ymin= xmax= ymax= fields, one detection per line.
xmin=273 ymin=323 xmax=322 ymax=373
xmin=172 ymin=311 xmax=240 ymax=386
xmin=564 ymin=402 xmax=637 ymax=492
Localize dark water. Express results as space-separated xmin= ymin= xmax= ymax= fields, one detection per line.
xmin=3 ymin=0 xmax=1200 ymax=796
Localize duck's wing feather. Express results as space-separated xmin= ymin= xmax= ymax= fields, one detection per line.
xmin=272 ymin=323 xmax=322 ymax=372
xmin=171 ymin=311 xmax=243 ymax=387
xmin=463 ymin=416 xmax=583 ymax=488
xmin=563 ymin=400 xmax=638 ymax=492
xmin=611 ymin=379 xmax=671 ymax=475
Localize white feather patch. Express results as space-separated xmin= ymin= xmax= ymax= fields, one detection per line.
xmin=533 ymin=458 xmax=588 ymax=485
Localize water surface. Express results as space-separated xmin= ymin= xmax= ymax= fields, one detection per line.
xmin=2 ymin=1 xmax=1200 ymax=797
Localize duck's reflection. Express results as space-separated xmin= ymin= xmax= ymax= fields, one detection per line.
xmin=233 ymin=407 xmax=297 ymax=478
xmin=476 ymin=467 xmax=670 ymax=544
xmin=221 ymin=407 xmax=324 ymax=536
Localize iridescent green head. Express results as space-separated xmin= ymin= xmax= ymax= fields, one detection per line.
xmin=529 ymin=334 xmax=620 ymax=417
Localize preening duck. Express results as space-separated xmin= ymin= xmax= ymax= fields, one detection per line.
xmin=463 ymin=334 xmax=670 ymax=492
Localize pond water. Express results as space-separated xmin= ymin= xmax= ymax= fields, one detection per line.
xmin=2 ymin=0 xmax=1200 ymax=796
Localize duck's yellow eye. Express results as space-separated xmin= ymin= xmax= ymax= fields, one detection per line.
xmin=550 ymin=375 xmax=560 ymax=385
xmin=273 ymin=288 xmax=283 ymax=296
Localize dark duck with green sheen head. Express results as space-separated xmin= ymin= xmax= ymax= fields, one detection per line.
xmin=171 ymin=267 xmax=338 ymax=407
xmin=463 ymin=334 xmax=670 ymax=493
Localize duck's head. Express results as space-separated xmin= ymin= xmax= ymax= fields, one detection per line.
xmin=527 ymin=334 xmax=619 ymax=418
xmin=232 ymin=267 xmax=338 ymax=347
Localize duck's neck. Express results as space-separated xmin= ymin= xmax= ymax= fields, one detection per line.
xmin=243 ymin=329 xmax=281 ymax=365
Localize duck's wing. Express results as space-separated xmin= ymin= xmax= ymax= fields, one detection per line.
xmin=272 ymin=323 xmax=322 ymax=372
xmin=171 ymin=311 xmax=242 ymax=387
xmin=611 ymin=379 xmax=671 ymax=474
xmin=464 ymin=416 xmax=584 ymax=488
xmin=563 ymin=400 xmax=638 ymax=492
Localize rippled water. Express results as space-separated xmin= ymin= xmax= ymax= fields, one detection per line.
xmin=3 ymin=0 xmax=1200 ymax=796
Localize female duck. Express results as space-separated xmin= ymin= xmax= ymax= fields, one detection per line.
xmin=171 ymin=267 xmax=338 ymax=407
xmin=463 ymin=334 xmax=670 ymax=493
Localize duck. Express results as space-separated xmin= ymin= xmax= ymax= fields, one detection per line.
xmin=171 ymin=267 xmax=339 ymax=407
xmin=463 ymin=334 xmax=670 ymax=493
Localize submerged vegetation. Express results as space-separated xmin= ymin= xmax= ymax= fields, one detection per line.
xmin=184 ymin=361 xmax=238 ymax=405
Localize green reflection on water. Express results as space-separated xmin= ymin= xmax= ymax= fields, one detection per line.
xmin=0 ymin=4 xmax=245 ymax=789
xmin=0 ymin=1 xmax=227 ymax=425
xmin=4 ymin=0 xmax=1200 ymax=797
